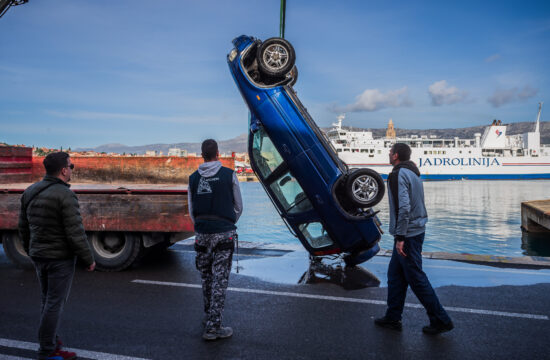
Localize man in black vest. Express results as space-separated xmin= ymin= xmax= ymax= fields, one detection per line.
xmin=188 ymin=139 xmax=243 ymax=341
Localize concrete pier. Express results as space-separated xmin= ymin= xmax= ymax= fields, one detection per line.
xmin=521 ymin=200 xmax=550 ymax=233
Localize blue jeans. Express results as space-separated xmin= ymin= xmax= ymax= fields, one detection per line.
xmin=385 ymin=233 xmax=451 ymax=325
xmin=33 ymin=258 xmax=76 ymax=359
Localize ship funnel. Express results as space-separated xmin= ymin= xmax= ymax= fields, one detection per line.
xmin=535 ymin=102 xmax=543 ymax=133
xmin=333 ymin=114 xmax=345 ymax=130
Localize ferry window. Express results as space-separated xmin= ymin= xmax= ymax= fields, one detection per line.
xmin=424 ymin=151 xmax=427 ymax=155
xmin=459 ymin=151 xmax=462 ymax=154
xmin=270 ymin=172 xmax=313 ymax=214
xmin=337 ymin=149 xmax=342 ymax=152
xmin=361 ymin=149 xmax=368 ymax=153
xmin=469 ymin=151 xmax=471 ymax=154
xmin=252 ymin=127 xmax=284 ymax=178
xmin=298 ymin=222 xmax=333 ymax=249
xmin=344 ymin=149 xmax=350 ymax=152
xmin=339 ymin=132 xmax=346 ymax=136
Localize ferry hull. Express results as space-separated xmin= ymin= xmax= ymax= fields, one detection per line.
xmin=340 ymin=154 xmax=550 ymax=180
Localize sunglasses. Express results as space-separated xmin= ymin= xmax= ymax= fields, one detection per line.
xmin=67 ymin=164 xmax=75 ymax=170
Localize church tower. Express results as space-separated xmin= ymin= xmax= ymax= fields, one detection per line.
xmin=386 ymin=118 xmax=396 ymax=138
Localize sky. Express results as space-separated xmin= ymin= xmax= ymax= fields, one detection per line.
xmin=1 ymin=0 xmax=549 ymax=149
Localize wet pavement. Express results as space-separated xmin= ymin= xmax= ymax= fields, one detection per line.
xmin=1 ymin=243 xmax=549 ymax=359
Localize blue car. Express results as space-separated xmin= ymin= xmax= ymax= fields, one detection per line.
xmin=227 ymin=35 xmax=385 ymax=266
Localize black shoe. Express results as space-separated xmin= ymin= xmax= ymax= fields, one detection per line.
xmin=374 ymin=316 xmax=402 ymax=331
xmin=422 ymin=320 xmax=454 ymax=335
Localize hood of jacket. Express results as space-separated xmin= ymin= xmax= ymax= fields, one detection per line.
xmin=198 ymin=160 xmax=222 ymax=177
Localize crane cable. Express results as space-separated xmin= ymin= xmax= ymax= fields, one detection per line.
xmin=279 ymin=0 xmax=286 ymax=38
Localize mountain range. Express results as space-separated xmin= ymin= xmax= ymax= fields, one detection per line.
xmin=75 ymin=121 xmax=550 ymax=155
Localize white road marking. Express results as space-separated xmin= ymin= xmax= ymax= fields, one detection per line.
xmin=132 ymin=279 xmax=549 ymax=321
xmin=0 ymin=338 xmax=151 ymax=360
xmin=0 ymin=356 xmax=30 ymax=360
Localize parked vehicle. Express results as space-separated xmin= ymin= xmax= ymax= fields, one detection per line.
xmin=0 ymin=184 xmax=194 ymax=271
xmin=227 ymin=35 xmax=385 ymax=266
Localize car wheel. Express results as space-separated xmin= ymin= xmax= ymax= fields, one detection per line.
xmin=257 ymin=37 xmax=296 ymax=78
xmin=345 ymin=168 xmax=385 ymax=208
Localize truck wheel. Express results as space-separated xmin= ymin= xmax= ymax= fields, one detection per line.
xmin=2 ymin=232 xmax=33 ymax=270
xmin=345 ymin=168 xmax=385 ymax=208
xmin=89 ymin=232 xmax=142 ymax=272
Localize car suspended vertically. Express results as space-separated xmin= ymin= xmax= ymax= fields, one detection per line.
xmin=227 ymin=35 xmax=385 ymax=266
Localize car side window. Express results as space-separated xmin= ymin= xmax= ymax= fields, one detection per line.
xmin=252 ymin=128 xmax=284 ymax=178
xmin=298 ymin=222 xmax=333 ymax=248
xmin=269 ymin=171 xmax=313 ymax=214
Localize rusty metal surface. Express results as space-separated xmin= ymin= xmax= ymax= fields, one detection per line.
xmin=0 ymin=186 xmax=193 ymax=234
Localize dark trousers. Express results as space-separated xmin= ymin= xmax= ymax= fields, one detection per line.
xmin=33 ymin=258 xmax=76 ymax=359
xmin=385 ymin=233 xmax=452 ymax=325
xmin=195 ymin=231 xmax=235 ymax=332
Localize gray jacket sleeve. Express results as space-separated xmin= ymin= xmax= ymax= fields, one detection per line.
xmin=232 ymin=173 xmax=243 ymax=222
xmin=61 ymin=191 xmax=94 ymax=266
xmin=395 ymin=172 xmax=411 ymax=236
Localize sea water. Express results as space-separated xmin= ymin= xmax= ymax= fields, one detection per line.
xmin=237 ymin=180 xmax=550 ymax=257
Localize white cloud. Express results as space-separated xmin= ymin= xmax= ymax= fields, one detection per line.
xmin=428 ymin=80 xmax=468 ymax=106
xmin=485 ymin=54 xmax=501 ymax=63
xmin=487 ymin=86 xmax=538 ymax=107
xmin=339 ymin=87 xmax=412 ymax=112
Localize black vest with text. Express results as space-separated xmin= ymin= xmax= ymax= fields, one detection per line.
xmin=189 ymin=166 xmax=236 ymax=234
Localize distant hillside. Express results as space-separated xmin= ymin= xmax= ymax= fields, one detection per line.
xmin=76 ymin=134 xmax=248 ymax=155
xmin=76 ymin=121 xmax=550 ymax=154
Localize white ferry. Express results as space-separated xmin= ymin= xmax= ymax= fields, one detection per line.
xmin=326 ymin=103 xmax=550 ymax=180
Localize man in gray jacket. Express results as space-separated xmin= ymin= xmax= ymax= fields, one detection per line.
xmin=374 ymin=143 xmax=453 ymax=335
xmin=19 ymin=152 xmax=95 ymax=360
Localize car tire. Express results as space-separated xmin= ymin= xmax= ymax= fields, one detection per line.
xmin=257 ymin=37 xmax=296 ymax=78
xmin=89 ymin=232 xmax=142 ymax=272
xmin=345 ymin=168 xmax=385 ymax=208
xmin=2 ymin=232 xmax=33 ymax=270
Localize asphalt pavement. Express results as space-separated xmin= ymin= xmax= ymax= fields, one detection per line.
xmin=1 ymin=243 xmax=549 ymax=360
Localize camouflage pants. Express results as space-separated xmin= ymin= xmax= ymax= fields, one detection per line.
xmin=195 ymin=230 xmax=236 ymax=331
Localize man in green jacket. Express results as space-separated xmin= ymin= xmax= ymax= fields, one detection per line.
xmin=19 ymin=152 xmax=95 ymax=360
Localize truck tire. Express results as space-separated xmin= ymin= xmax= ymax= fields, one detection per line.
xmin=2 ymin=232 xmax=33 ymax=270
xmin=89 ymin=232 xmax=142 ymax=272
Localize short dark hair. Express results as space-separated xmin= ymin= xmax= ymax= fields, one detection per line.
xmin=392 ymin=143 xmax=411 ymax=161
xmin=201 ymin=139 xmax=218 ymax=161
xmin=43 ymin=152 xmax=70 ymax=176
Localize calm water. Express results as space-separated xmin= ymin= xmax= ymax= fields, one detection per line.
xmin=237 ymin=181 xmax=550 ymax=257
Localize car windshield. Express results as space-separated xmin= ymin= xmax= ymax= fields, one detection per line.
xmin=298 ymin=222 xmax=334 ymax=248
xmin=252 ymin=128 xmax=284 ymax=178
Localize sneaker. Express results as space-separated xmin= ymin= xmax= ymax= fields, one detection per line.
xmin=422 ymin=320 xmax=454 ymax=335
xmin=202 ymin=326 xmax=233 ymax=341
xmin=46 ymin=349 xmax=77 ymax=360
xmin=374 ymin=316 xmax=402 ymax=331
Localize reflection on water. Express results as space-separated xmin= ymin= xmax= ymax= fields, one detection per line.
xmin=238 ymin=180 xmax=550 ymax=257
xmin=521 ymin=232 xmax=550 ymax=257
xmin=299 ymin=257 xmax=380 ymax=289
